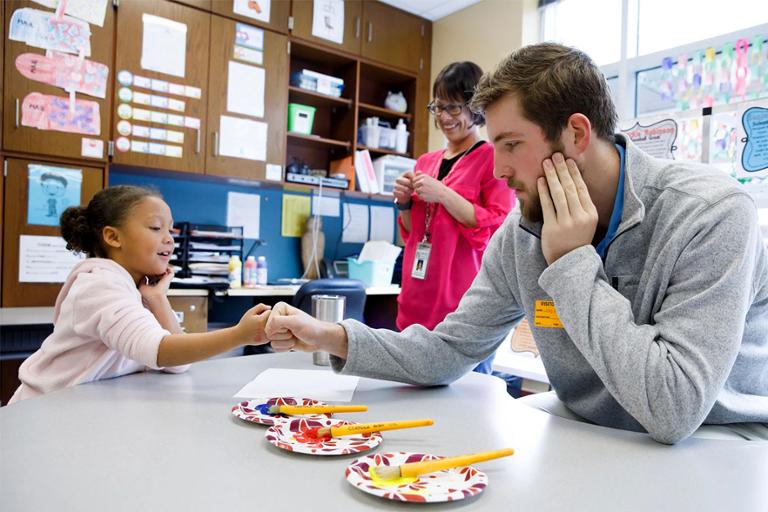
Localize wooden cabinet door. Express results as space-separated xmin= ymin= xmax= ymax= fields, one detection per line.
xmin=2 ymin=158 xmax=103 ymax=307
xmin=2 ymin=0 xmax=115 ymax=162
xmin=205 ymin=16 xmax=287 ymax=180
xmin=111 ymin=0 xmax=210 ymax=174
xmin=413 ymin=21 xmax=431 ymax=157
xmin=361 ymin=1 xmax=424 ymax=73
xmin=211 ymin=0 xmax=290 ymax=34
xmin=290 ymin=0 xmax=362 ymax=55
xmin=172 ymin=0 xmax=212 ymax=10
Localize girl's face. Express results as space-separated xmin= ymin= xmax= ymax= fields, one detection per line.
xmin=106 ymin=196 xmax=174 ymax=284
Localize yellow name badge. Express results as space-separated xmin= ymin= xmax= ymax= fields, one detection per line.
xmin=534 ymin=300 xmax=564 ymax=328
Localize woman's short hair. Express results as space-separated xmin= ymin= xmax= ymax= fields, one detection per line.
xmin=433 ymin=61 xmax=486 ymax=127
xmin=470 ymin=43 xmax=617 ymax=143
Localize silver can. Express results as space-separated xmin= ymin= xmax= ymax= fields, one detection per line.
xmin=311 ymin=295 xmax=345 ymax=366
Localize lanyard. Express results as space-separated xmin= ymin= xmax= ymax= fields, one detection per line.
xmin=421 ymin=141 xmax=480 ymax=243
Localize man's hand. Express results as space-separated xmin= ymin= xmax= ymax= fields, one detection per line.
xmin=265 ymin=302 xmax=349 ymax=358
xmin=412 ymin=171 xmax=446 ymax=204
xmin=538 ymin=153 xmax=598 ymax=265
xmin=393 ymin=171 xmax=414 ymax=206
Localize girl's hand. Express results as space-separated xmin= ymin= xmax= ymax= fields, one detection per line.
xmin=393 ymin=171 xmax=415 ymax=205
xmin=139 ymin=267 xmax=174 ymax=304
xmin=412 ymin=171 xmax=446 ymax=204
xmin=236 ymin=304 xmax=272 ymax=344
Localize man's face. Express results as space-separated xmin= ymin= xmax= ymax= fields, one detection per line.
xmin=485 ymin=93 xmax=564 ymax=223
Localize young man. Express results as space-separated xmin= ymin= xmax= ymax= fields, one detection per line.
xmin=266 ymin=43 xmax=768 ymax=444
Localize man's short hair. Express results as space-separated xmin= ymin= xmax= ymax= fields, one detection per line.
xmin=470 ymin=43 xmax=618 ymax=143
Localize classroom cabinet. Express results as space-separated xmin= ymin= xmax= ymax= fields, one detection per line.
xmin=111 ymin=0 xmax=210 ymax=173
xmin=172 ymin=0 xmax=212 ymax=10
xmin=290 ymin=0 xmax=362 ymax=55
xmin=2 ymin=0 xmax=115 ymax=162
xmin=361 ymin=1 xmax=428 ymax=74
xmin=206 ymin=16 xmax=288 ymax=180
xmin=1 ymin=158 xmax=104 ymax=307
xmin=211 ymin=0 xmax=291 ymax=34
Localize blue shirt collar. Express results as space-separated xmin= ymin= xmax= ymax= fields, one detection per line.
xmin=595 ymin=144 xmax=626 ymax=259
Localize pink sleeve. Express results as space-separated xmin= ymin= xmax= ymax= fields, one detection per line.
xmin=71 ymin=274 xmax=171 ymax=369
xmin=457 ymin=173 xmax=515 ymax=250
xmin=397 ymin=214 xmax=411 ymax=242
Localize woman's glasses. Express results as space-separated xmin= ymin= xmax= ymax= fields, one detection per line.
xmin=427 ymin=101 xmax=466 ymax=117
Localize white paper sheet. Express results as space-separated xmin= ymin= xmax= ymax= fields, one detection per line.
xmin=369 ymin=205 xmax=395 ymax=243
xmin=219 ymin=115 xmax=267 ymax=161
xmin=312 ymin=195 xmax=340 ymax=217
xmin=342 ymin=203 xmax=369 ymax=243
xmin=19 ymin=235 xmax=85 ymax=283
xmin=234 ymin=368 xmax=360 ymax=402
xmin=141 ymin=14 xmax=187 ymax=78
xmin=32 ymin=0 xmax=108 ymax=27
xmin=312 ymin=0 xmax=344 ymax=44
xmin=265 ymin=163 xmax=282 ymax=181
xmin=227 ymin=192 xmax=260 ymax=239
xmin=233 ymin=0 xmax=271 ymax=24
xmin=226 ymin=61 xmax=265 ymax=118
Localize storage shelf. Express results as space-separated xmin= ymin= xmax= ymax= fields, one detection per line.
xmin=287 ymin=132 xmax=351 ymax=149
xmin=356 ymin=144 xmax=411 ymax=158
xmin=358 ymin=102 xmax=412 ymax=120
xmin=289 ymin=86 xmax=352 ymax=108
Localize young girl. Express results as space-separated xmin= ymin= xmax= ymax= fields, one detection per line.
xmin=10 ymin=185 xmax=272 ymax=403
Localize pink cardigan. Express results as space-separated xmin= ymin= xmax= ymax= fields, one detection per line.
xmin=396 ymin=142 xmax=515 ymax=330
xmin=9 ymin=258 xmax=187 ymax=403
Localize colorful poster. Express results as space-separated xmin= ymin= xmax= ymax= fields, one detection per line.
xmin=22 ymin=92 xmax=101 ymax=135
xmin=233 ymin=0 xmax=270 ymax=24
xmin=9 ymin=8 xmax=91 ymax=56
xmin=737 ymin=106 xmax=768 ymax=177
xmin=16 ymin=52 xmax=109 ymax=98
xmin=141 ymin=14 xmax=187 ymax=78
xmin=620 ymin=119 xmax=678 ymax=159
xmin=27 ymin=165 xmax=82 ymax=226
xmin=312 ymin=0 xmax=344 ymax=45
xmin=235 ymin=22 xmax=264 ymax=50
xmin=32 ymin=0 xmax=109 ymax=27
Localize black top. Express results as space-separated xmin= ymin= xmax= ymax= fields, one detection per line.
xmin=437 ymin=141 xmax=483 ymax=181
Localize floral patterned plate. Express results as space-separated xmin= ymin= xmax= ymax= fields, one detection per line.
xmin=345 ymin=451 xmax=488 ymax=503
xmin=231 ymin=397 xmax=331 ymax=426
xmin=265 ymin=418 xmax=382 ymax=456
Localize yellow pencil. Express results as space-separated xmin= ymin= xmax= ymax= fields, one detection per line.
xmin=305 ymin=418 xmax=434 ymax=439
xmin=372 ymin=448 xmax=515 ymax=480
xmin=267 ymin=404 xmax=368 ymax=415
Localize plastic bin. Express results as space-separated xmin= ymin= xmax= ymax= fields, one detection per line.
xmin=347 ymin=257 xmax=394 ymax=287
xmin=373 ymin=155 xmax=416 ymax=195
xmin=288 ymin=103 xmax=316 ymax=135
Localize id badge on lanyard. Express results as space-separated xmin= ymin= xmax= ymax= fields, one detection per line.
xmin=411 ymin=202 xmax=435 ymax=280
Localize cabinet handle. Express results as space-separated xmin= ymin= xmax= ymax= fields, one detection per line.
xmin=15 ymin=98 xmax=20 ymax=128
xmin=196 ymin=128 xmax=201 ymax=154
xmin=367 ymin=21 xmax=372 ymax=43
xmin=355 ymin=16 xmax=360 ymax=39
xmin=213 ymin=131 xmax=219 ymax=157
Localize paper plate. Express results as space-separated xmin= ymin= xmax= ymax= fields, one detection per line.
xmin=345 ymin=451 xmax=488 ymax=503
xmin=231 ymin=397 xmax=330 ymax=426
xmin=265 ymin=418 xmax=382 ymax=456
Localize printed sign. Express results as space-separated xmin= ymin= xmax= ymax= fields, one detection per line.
xmin=620 ymin=119 xmax=678 ymax=159
xmin=738 ymin=106 xmax=768 ymax=176
xmin=22 ymin=92 xmax=101 ymax=135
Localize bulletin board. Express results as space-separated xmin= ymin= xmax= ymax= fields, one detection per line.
xmin=2 ymin=158 xmax=103 ymax=307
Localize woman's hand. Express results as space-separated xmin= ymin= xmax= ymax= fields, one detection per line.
xmin=393 ymin=171 xmax=415 ymax=206
xmin=139 ymin=267 xmax=174 ymax=305
xmin=412 ymin=171 xmax=446 ymax=204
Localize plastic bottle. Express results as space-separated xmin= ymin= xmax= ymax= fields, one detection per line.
xmin=228 ymin=255 xmax=242 ymax=288
xmin=395 ymin=119 xmax=409 ymax=153
xmin=244 ymin=255 xmax=257 ymax=288
xmin=256 ymin=255 xmax=268 ymax=286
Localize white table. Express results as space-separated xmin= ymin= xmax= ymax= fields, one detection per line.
xmin=1 ymin=353 xmax=766 ymax=511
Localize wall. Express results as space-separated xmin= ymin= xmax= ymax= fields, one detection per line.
xmin=428 ymin=0 xmax=539 ymax=151
xmin=109 ymin=167 xmax=397 ymax=282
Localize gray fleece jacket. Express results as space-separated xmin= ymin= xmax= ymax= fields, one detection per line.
xmin=335 ymin=134 xmax=768 ymax=444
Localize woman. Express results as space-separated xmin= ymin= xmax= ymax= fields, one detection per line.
xmin=393 ymin=61 xmax=515 ymax=373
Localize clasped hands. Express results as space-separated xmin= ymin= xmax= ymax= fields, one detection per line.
xmin=393 ymin=170 xmax=446 ymax=205
xmin=538 ymin=153 xmax=599 ymax=265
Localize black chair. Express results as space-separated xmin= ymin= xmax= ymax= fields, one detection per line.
xmin=292 ymin=278 xmax=367 ymax=322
